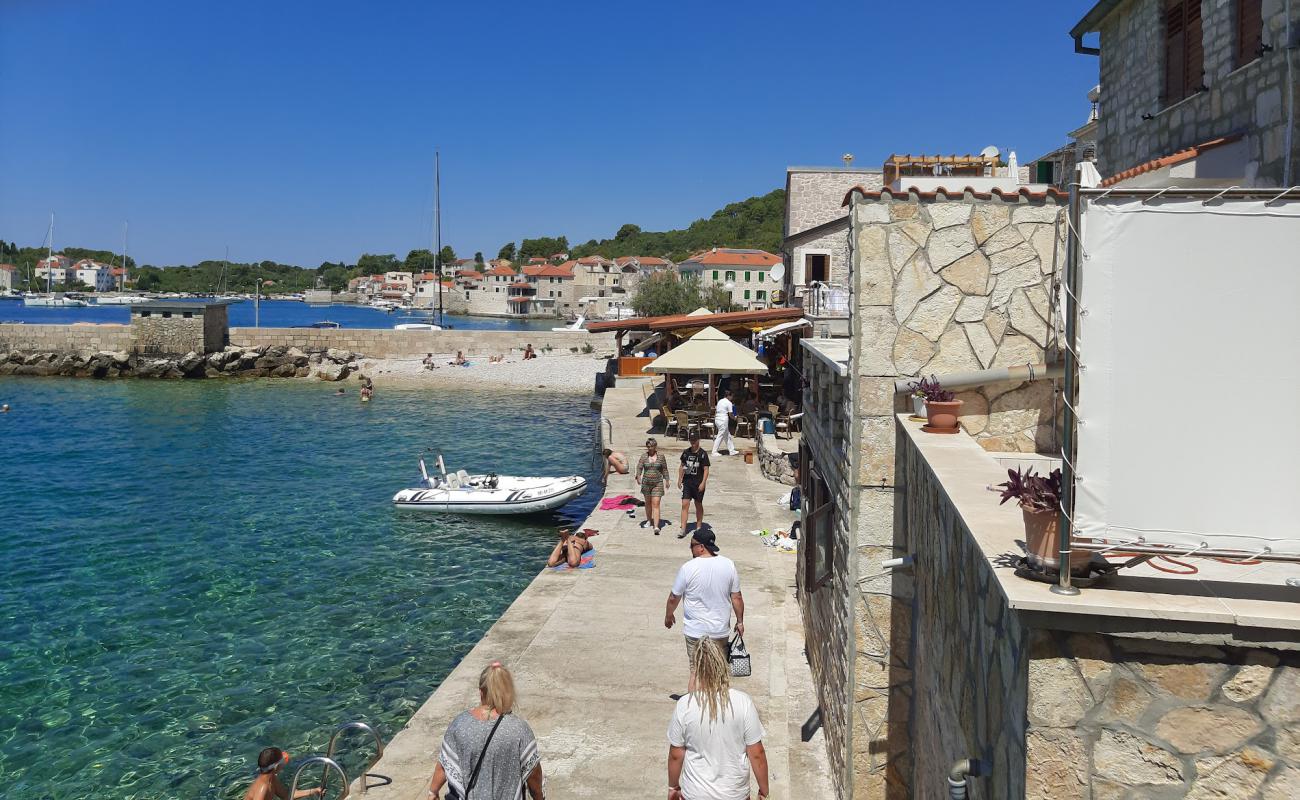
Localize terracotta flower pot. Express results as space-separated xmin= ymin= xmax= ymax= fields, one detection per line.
xmin=923 ymin=399 xmax=963 ymax=433
xmin=1022 ymin=507 xmax=1092 ymax=574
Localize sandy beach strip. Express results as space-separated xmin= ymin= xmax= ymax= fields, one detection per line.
xmin=352 ymin=352 xmax=606 ymax=393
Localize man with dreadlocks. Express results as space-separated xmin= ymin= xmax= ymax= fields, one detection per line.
xmin=666 ymin=639 xmax=770 ymax=800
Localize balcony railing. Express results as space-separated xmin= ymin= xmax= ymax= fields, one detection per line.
xmin=805 ymin=281 xmax=850 ymax=317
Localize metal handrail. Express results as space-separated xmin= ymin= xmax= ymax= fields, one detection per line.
xmin=325 ymin=721 xmax=389 ymax=795
xmin=289 ymin=756 xmax=348 ymax=800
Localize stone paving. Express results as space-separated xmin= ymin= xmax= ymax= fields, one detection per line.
xmin=359 ymin=380 xmax=831 ymax=799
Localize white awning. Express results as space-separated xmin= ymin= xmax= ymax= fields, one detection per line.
xmin=642 ymin=326 xmax=768 ymax=375
xmin=757 ymin=318 xmax=812 ymax=340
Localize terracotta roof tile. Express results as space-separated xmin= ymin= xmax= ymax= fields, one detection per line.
xmin=586 ymin=306 xmax=802 ymax=333
xmin=1099 ymin=134 xmax=1243 ymax=187
xmin=841 ymin=185 xmax=1068 ymax=206
xmin=682 ymin=249 xmax=781 ymax=267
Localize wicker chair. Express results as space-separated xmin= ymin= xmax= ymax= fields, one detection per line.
xmin=674 ymin=410 xmax=697 ymax=441
xmin=768 ymin=404 xmax=792 ymax=440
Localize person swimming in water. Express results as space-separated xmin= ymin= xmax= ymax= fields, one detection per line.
xmin=242 ymin=748 xmax=323 ymax=800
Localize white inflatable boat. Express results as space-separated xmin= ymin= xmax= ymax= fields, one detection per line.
xmin=392 ymin=457 xmax=587 ymax=514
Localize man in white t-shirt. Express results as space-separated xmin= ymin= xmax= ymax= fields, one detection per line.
xmin=664 ymin=529 xmax=744 ymax=677
xmin=712 ymin=388 xmax=736 ymax=456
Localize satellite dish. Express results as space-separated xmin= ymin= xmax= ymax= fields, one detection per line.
xmin=770 ymin=263 xmax=786 ymax=282
xmin=979 ymin=145 xmax=1000 ymax=160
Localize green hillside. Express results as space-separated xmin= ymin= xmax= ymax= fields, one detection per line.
xmin=568 ymin=189 xmax=784 ymax=262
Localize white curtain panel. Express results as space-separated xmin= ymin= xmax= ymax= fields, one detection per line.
xmin=1074 ymin=195 xmax=1300 ymax=554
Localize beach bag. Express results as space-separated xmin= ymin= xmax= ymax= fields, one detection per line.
xmin=446 ymin=712 xmax=506 ymax=800
xmin=728 ymin=634 xmax=752 ymax=678
xmin=789 ymin=486 xmax=801 ymax=511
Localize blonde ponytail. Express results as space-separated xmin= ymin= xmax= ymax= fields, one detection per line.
xmin=690 ymin=641 xmax=732 ymax=723
xmin=479 ymin=661 xmax=516 ymax=714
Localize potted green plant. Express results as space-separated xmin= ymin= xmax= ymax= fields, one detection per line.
xmin=917 ymin=375 xmax=962 ymax=433
xmin=997 ymin=467 xmax=1090 ymax=573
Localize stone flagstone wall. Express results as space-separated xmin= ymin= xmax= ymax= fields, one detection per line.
xmin=855 ymin=188 xmax=1066 ymax=453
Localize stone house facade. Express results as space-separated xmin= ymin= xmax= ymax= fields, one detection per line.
xmin=796 ymin=186 xmax=1067 ymax=799
xmin=783 ymin=167 xmax=885 ymax=307
xmin=677 ymin=248 xmax=783 ymax=309
xmin=1072 ymin=0 xmax=1300 ymax=186
xmin=1 ymin=263 xmax=16 ymax=291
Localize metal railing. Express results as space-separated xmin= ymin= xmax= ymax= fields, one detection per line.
xmin=805 ymin=281 xmax=850 ymax=317
xmin=325 ymin=721 xmax=389 ymax=795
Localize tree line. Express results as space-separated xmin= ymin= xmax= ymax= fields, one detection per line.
xmin=2 ymin=187 xmax=783 ymax=294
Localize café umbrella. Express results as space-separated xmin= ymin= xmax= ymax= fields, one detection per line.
xmin=642 ymin=325 xmax=768 ymax=406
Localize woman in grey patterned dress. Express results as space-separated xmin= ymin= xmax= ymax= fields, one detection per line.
xmin=426 ymin=662 xmax=543 ymax=800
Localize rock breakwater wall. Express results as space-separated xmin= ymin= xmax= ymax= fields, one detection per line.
xmin=0 ymin=344 xmax=360 ymax=380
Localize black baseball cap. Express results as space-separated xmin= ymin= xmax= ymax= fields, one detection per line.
xmin=691 ymin=529 xmax=719 ymax=554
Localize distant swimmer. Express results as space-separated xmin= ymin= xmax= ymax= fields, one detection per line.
xmin=242 ymin=748 xmax=322 ymax=800
xmin=334 ymin=388 xmax=345 ymax=396
xmin=360 ymin=385 xmax=372 ymax=402
xmin=1 ymin=404 xmax=8 ymax=413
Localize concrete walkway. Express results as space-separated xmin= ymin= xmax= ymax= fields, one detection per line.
xmin=361 ymin=381 xmax=830 ymax=799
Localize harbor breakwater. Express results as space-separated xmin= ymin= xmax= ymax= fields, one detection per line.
xmin=0 ymin=323 xmax=616 ymax=380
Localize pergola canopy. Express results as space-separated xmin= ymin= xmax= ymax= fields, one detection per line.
xmin=641 ymin=326 xmax=768 ymax=375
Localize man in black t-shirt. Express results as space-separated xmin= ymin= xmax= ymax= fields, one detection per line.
xmin=677 ymin=432 xmax=711 ymax=537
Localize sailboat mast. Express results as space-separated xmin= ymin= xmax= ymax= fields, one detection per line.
xmin=47 ymin=213 xmax=54 ymax=294
xmin=434 ymin=150 xmax=443 ymax=326
xmin=121 ymin=222 xmax=129 ymax=291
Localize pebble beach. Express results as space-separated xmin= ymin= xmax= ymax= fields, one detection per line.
xmin=354 ymin=351 xmax=607 ymax=392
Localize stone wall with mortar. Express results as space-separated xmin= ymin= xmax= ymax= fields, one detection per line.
xmin=786 ymin=168 xmax=885 ymax=236
xmin=1025 ymin=631 xmax=1300 ymax=798
xmin=797 ymin=351 xmax=856 ymax=798
xmin=130 ymin=314 xmax=208 ymax=355
xmin=798 ymin=189 xmax=1067 ymax=798
xmin=1094 ymin=0 xmax=1300 ymax=186
xmin=893 ymin=421 xmax=1300 ymax=799
xmin=228 ymin=327 xmax=614 ymax=358
xmin=754 ymin=426 xmax=797 ymax=485
xmin=0 ymin=323 xmax=133 ymax=354
xmin=854 ymin=189 xmax=1065 ymax=454
xmin=891 ymin=423 xmax=1031 ymax=798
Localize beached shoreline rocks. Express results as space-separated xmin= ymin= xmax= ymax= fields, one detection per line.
xmin=0 ymin=345 xmax=361 ymax=381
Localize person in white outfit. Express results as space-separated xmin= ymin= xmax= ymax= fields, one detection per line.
xmin=712 ymin=388 xmax=736 ymax=456
xmin=666 ymin=639 xmax=769 ymax=800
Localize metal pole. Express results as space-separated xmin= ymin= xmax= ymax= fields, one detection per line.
xmin=434 ymin=150 xmax=443 ymax=328
xmin=255 ymin=280 xmax=261 ymax=328
xmin=1053 ymin=182 xmax=1083 ymax=596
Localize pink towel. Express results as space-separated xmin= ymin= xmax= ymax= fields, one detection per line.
xmin=599 ymin=494 xmax=637 ymax=510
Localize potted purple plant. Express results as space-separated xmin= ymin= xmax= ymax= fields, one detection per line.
xmin=916 ymin=375 xmax=962 ymax=433
xmin=997 ymin=467 xmax=1090 ymax=573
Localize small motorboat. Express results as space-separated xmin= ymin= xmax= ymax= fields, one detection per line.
xmin=394 ymin=322 xmax=442 ymax=331
xmin=393 ymin=456 xmax=587 ymax=514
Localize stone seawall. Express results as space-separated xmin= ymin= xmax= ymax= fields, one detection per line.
xmin=0 ymin=323 xmax=132 ymax=354
xmin=229 ymin=327 xmax=614 ymax=358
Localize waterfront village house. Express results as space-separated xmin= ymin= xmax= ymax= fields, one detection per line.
xmin=1070 ymin=0 xmax=1300 ymax=187
xmin=782 ymin=165 xmax=885 ymax=311
xmin=111 ymin=266 xmax=129 ymax=290
xmin=1025 ymin=86 xmax=1101 ymax=190
xmin=614 ymin=255 xmax=673 ymax=296
xmin=797 ymin=180 xmax=1071 ymax=798
xmin=72 ymin=260 xmax=115 ymax=292
xmin=677 ymin=248 xmax=783 ymax=310
xmin=0 ymin=263 xmax=15 ymax=291
xmin=414 ymin=273 xmax=466 ymax=312
xmin=522 ymin=260 xmax=576 ymax=315
xmin=34 ymin=254 xmax=73 ymax=285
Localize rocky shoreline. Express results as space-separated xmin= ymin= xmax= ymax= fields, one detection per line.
xmin=0 ymin=345 xmax=362 ymax=380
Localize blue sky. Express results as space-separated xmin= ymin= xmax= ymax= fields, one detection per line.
xmin=0 ymin=1 xmax=1099 ymax=267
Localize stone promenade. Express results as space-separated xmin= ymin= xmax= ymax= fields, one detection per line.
xmin=360 ymin=380 xmax=831 ymax=799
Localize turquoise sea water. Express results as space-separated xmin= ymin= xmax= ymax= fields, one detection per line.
xmin=0 ymin=377 xmax=599 ymax=799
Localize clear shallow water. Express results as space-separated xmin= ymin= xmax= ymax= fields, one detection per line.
xmin=0 ymin=378 xmax=599 ymax=799
xmin=0 ymin=299 xmax=558 ymax=331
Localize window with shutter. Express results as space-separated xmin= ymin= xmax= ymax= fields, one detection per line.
xmin=1236 ymin=0 xmax=1263 ymax=68
xmin=1163 ymin=0 xmax=1203 ymax=105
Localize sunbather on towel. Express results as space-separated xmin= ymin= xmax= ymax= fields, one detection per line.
xmin=546 ymin=528 xmax=592 ymax=569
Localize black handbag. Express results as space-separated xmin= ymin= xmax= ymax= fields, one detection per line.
xmin=446 ymin=712 xmax=506 ymax=800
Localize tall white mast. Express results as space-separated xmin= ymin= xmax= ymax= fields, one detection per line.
xmin=46 ymin=212 xmax=54 ymax=294
xmin=434 ymin=150 xmax=442 ymax=326
xmin=121 ymin=222 xmax=129 ymax=291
